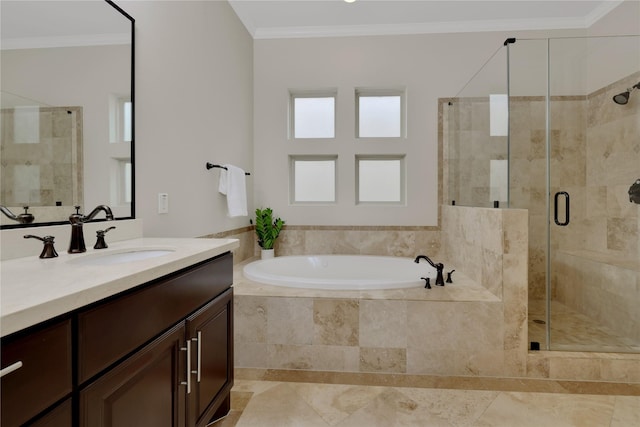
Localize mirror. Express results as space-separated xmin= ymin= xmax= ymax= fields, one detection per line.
xmin=0 ymin=0 xmax=134 ymax=228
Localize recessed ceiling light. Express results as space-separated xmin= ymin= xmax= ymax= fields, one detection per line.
xmin=344 ymin=0 xmax=357 ymax=3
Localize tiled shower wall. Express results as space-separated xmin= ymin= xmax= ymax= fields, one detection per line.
xmin=445 ymin=72 xmax=639 ymax=308
xmin=0 ymin=106 xmax=83 ymax=210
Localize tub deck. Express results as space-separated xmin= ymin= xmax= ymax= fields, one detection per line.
xmin=233 ymin=257 xmax=500 ymax=302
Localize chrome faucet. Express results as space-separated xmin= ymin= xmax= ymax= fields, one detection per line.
xmin=1 ymin=206 xmax=35 ymax=224
xmin=68 ymin=205 xmax=114 ymax=253
xmin=414 ymin=255 xmax=445 ymax=286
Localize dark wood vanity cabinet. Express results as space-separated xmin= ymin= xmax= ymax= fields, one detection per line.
xmin=79 ymin=323 xmax=188 ymax=427
xmin=0 ymin=318 xmax=73 ymax=427
xmin=1 ymin=252 xmax=234 ymax=427
xmin=186 ymin=289 xmax=233 ymax=427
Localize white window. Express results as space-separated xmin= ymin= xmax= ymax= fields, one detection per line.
xmin=13 ymin=107 xmax=40 ymax=144
xmin=489 ymin=94 xmax=508 ymax=136
xmin=356 ymin=156 xmax=405 ymax=204
xmin=290 ymin=91 xmax=336 ymax=139
xmin=290 ymin=156 xmax=337 ymax=203
xmin=356 ymin=89 xmax=404 ymax=138
xmin=109 ymin=94 xmax=132 ymax=143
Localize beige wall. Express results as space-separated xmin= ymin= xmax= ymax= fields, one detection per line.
xmin=120 ymin=0 xmax=254 ymax=237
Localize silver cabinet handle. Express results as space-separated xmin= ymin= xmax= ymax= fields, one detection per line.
xmin=180 ymin=340 xmax=191 ymax=394
xmin=196 ymin=331 xmax=202 ymax=382
xmin=0 ymin=361 xmax=23 ymax=378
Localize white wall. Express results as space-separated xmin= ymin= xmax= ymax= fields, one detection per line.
xmin=253 ymin=28 xmax=591 ymax=226
xmin=120 ymin=0 xmax=253 ymax=237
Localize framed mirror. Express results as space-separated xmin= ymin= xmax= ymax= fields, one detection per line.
xmin=1 ymin=0 xmax=134 ymax=228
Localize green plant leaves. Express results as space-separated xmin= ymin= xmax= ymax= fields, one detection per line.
xmin=255 ymin=207 xmax=285 ymax=249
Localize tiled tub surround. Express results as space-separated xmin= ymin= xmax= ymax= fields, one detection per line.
xmin=234 ymin=207 xmax=531 ymax=379
xmin=233 ymin=206 xmax=640 ymax=383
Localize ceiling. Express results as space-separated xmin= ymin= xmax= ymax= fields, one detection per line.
xmin=228 ymin=0 xmax=624 ymax=39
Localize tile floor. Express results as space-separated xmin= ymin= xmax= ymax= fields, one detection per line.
xmin=213 ymin=379 xmax=639 ymax=426
xmin=528 ymin=299 xmax=639 ymax=352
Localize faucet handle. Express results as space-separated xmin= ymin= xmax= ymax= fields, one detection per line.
xmin=24 ymin=235 xmax=59 ymax=259
xmin=420 ymin=277 xmax=431 ymax=289
xmin=446 ymin=270 xmax=455 ymax=283
xmin=94 ymin=226 xmax=116 ymax=249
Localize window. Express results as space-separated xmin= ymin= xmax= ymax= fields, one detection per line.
xmin=290 ymin=91 xmax=336 ymax=139
xmin=356 ymin=156 xmax=405 ymax=204
xmin=13 ymin=107 xmax=40 ymax=144
xmin=109 ymin=94 xmax=132 ymax=143
xmin=290 ymin=156 xmax=337 ymax=203
xmin=356 ymin=89 xmax=404 ymax=138
xmin=489 ymin=94 xmax=508 ymax=136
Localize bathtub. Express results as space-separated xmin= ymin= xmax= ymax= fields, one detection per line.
xmin=242 ymin=255 xmax=437 ymax=290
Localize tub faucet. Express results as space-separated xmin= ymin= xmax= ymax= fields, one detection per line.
xmin=414 ymin=255 xmax=445 ymax=286
xmin=68 ymin=205 xmax=114 ymax=253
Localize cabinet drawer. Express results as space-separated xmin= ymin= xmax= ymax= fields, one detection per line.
xmin=77 ymin=253 xmax=232 ymax=384
xmin=1 ymin=319 xmax=72 ymax=427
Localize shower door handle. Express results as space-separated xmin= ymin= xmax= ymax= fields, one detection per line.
xmin=554 ymin=191 xmax=570 ymax=226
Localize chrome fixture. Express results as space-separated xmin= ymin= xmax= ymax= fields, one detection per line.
xmin=613 ymin=82 xmax=640 ymax=105
xmin=68 ymin=205 xmax=114 ymax=253
xmin=414 ymin=255 xmax=445 ymax=286
xmin=24 ymin=234 xmax=58 ymax=258
xmin=1 ymin=206 xmax=34 ymax=224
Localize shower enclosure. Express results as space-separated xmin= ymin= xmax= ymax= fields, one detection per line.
xmin=445 ymin=35 xmax=640 ymax=353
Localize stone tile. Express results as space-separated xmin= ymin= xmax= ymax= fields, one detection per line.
xmin=313 ymin=299 xmax=359 ymax=346
xmin=359 ymin=347 xmax=406 ymax=373
xmin=359 ymin=300 xmax=407 ymax=348
xmin=267 ymin=297 xmax=314 ymax=345
xmin=611 ymin=396 xmax=640 ymax=427
xmin=234 ymin=383 xmax=329 ymax=427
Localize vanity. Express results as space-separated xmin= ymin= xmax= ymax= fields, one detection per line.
xmin=0 ymin=237 xmax=239 ymax=427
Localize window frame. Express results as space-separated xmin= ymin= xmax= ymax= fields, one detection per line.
xmin=289 ymin=89 xmax=338 ymax=140
xmin=289 ymin=155 xmax=338 ymax=205
xmin=355 ymin=87 xmax=406 ymax=139
xmin=355 ymin=155 xmax=406 ymax=205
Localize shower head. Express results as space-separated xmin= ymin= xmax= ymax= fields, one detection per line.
xmin=613 ymin=82 xmax=640 ymax=105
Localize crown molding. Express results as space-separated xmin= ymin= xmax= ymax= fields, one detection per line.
xmin=584 ymin=0 xmax=624 ymax=27
xmin=1 ymin=33 xmax=130 ymax=50
xmin=252 ymin=16 xmax=593 ymax=40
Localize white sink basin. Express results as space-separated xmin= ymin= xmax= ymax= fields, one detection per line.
xmin=69 ymin=249 xmax=175 ymax=266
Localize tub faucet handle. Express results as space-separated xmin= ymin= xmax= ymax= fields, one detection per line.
xmin=446 ymin=270 xmax=455 ymax=283
xmin=420 ymin=277 xmax=431 ymax=289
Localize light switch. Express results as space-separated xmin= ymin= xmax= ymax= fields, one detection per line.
xmin=158 ymin=193 xmax=169 ymax=214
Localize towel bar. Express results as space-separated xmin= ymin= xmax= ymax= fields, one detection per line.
xmin=206 ymin=162 xmax=250 ymax=175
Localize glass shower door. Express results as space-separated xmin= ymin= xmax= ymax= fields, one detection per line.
xmin=547 ymin=36 xmax=640 ymax=352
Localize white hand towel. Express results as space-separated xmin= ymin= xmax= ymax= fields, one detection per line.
xmin=218 ymin=164 xmax=248 ymax=217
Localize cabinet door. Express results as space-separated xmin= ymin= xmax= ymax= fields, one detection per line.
xmin=186 ymin=288 xmax=233 ymax=427
xmin=0 ymin=319 xmax=72 ymax=427
xmin=80 ymin=323 xmax=188 ymax=427
xmin=30 ymin=398 xmax=72 ymax=427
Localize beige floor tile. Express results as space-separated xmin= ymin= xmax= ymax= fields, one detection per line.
xmin=610 ymin=396 xmax=640 ymax=427
xmin=227 ymin=380 xmax=639 ymax=427
xmin=235 ymin=383 xmax=329 ymax=427
xmin=290 ymin=382 xmax=387 ymax=426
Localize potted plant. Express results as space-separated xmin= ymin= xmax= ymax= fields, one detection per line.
xmin=254 ymin=207 xmax=285 ymax=259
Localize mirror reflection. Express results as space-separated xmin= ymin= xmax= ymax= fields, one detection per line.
xmin=0 ymin=0 xmax=134 ymax=227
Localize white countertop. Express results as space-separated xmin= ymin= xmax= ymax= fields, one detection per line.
xmin=1 ymin=237 xmax=239 ymax=337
